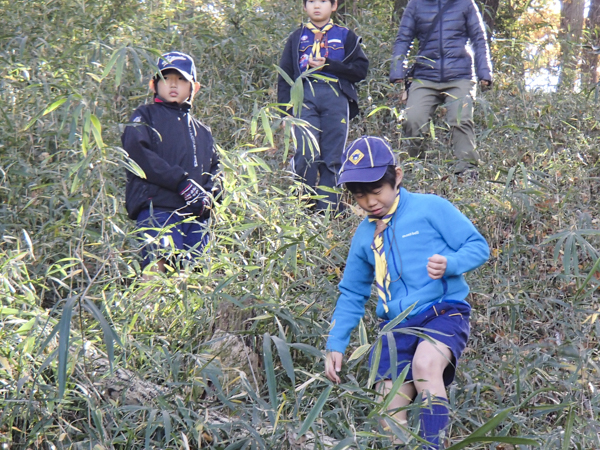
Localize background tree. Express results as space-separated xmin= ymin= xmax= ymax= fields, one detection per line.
xmin=581 ymin=0 xmax=600 ymax=85
xmin=558 ymin=0 xmax=585 ymax=88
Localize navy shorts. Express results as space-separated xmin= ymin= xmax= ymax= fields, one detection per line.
xmin=369 ymin=301 xmax=471 ymax=386
xmin=136 ymin=208 xmax=209 ymax=267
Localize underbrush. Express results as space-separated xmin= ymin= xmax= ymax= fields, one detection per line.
xmin=1 ymin=0 xmax=600 ymax=448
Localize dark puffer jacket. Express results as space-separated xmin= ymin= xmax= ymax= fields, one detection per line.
xmin=389 ymin=0 xmax=492 ymax=83
xmin=122 ymin=99 xmax=221 ymax=220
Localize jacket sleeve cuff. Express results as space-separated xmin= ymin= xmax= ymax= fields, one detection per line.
xmin=477 ymin=71 xmax=492 ymax=82
xmin=325 ymin=336 xmax=348 ymax=354
xmin=445 ymin=255 xmax=459 ymax=276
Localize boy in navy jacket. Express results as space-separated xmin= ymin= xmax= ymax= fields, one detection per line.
xmin=324 ymin=137 xmax=489 ymax=448
xmin=278 ymin=0 xmax=368 ymax=212
xmin=122 ymin=51 xmax=221 ymax=271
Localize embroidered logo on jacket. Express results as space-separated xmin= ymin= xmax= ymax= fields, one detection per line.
xmin=402 ymin=231 xmax=420 ymax=238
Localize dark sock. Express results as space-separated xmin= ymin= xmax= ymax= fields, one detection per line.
xmin=419 ymin=397 xmax=449 ymax=449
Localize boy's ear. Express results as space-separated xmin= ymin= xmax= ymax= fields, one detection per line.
xmin=148 ymin=78 xmax=156 ymax=94
xmin=192 ymin=81 xmax=201 ymax=97
xmin=395 ymin=166 xmax=404 ymax=188
xmin=331 ymin=0 xmax=338 ymax=11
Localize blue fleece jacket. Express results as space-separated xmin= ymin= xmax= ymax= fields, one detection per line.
xmin=326 ymin=188 xmax=489 ymax=353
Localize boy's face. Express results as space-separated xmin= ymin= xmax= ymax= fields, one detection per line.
xmin=304 ymin=0 xmax=337 ymax=27
xmin=353 ymin=167 xmax=403 ymax=218
xmin=153 ymin=69 xmax=196 ymax=104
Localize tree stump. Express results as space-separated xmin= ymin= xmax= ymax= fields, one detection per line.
xmin=209 ymin=298 xmax=263 ymax=391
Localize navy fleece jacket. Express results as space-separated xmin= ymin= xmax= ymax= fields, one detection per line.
xmin=326 ymin=188 xmax=489 ymax=353
xmin=278 ymin=24 xmax=369 ymax=120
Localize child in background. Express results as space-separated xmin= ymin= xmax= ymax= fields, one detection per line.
xmin=278 ymin=0 xmax=368 ymax=212
xmin=324 ymin=136 xmax=489 ymax=448
xmin=122 ymin=51 xmax=221 ymax=272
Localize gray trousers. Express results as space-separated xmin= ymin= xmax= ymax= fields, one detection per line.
xmin=404 ymin=79 xmax=478 ymax=172
xmin=293 ymin=81 xmax=349 ymax=211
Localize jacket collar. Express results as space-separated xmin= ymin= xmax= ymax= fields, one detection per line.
xmin=154 ymin=96 xmax=191 ymax=112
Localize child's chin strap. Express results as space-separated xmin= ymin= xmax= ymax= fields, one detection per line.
xmin=306 ymin=19 xmax=334 ymax=59
xmin=368 ymin=190 xmax=401 ymax=314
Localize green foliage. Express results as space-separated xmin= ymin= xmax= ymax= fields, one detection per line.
xmin=1 ymin=0 xmax=600 ymax=448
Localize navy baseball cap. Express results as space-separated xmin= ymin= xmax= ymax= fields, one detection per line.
xmin=156 ymin=51 xmax=197 ymax=82
xmin=338 ymin=136 xmax=396 ymax=185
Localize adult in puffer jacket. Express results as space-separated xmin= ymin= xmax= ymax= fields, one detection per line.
xmin=390 ymin=0 xmax=492 ymax=174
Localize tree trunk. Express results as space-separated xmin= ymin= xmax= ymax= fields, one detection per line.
xmin=558 ymin=0 xmax=585 ymax=89
xmin=479 ymin=0 xmax=499 ymax=38
xmin=581 ymin=0 xmax=600 ymax=86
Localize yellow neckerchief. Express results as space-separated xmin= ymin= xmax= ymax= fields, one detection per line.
xmin=305 ymin=20 xmax=334 ymax=58
xmin=368 ymin=191 xmax=400 ymax=314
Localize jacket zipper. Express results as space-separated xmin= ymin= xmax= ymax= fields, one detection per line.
xmin=185 ymin=111 xmax=198 ymax=168
xmin=439 ymin=0 xmax=444 ymax=82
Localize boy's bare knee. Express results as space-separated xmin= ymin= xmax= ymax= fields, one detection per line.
xmin=412 ymin=352 xmax=448 ymax=379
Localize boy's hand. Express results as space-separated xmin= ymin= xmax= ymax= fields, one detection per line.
xmin=178 ymin=179 xmax=204 ymax=204
xmin=325 ymin=351 xmax=343 ymax=384
xmin=308 ymin=55 xmax=326 ymax=69
xmin=427 ymin=254 xmax=447 ymax=279
xmin=188 ymin=195 xmax=211 ymax=216
xmin=479 ymin=80 xmax=492 ymax=92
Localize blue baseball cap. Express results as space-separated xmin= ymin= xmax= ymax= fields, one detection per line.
xmin=156 ymin=51 xmax=197 ymax=82
xmin=338 ymin=136 xmax=396 ymax=185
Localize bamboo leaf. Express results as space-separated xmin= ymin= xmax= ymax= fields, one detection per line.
xmin=290 ymin=78 xmax=304 ymax=117
xmin=42 ymin=97 xmax=68 ymax=116
xmin=367 ymin=339 xmax=382 ymax=388
xmin=260 ymin=108 xmax=274 ymax=147
xmin=114 ymin=48 xmax=127 ymax=88
xmin=162 ymin=410 xmax=172 ymax=446
xmin=367 ymin=105 xmax=391 ymax=118
xmin=380 ymin=303 xmax=416 ymax=333
xmin=469 ymin=407 xmax=516 ymax=437
xmin=274 ymin=64 xmax=294 ymax=87
xmin=270 ymin=335 xmax=295 ymax=386
xmin=102 ymin=46 xmax=124 ymax=79
xmin=562 ymin=405 xmax=575 ymax=450
xmin=358 ymin=319 xmax=368 ymax=346
xmin=348 ymin=344 xmax=371 ymax=362
xmin=297 ymin=385 xmax=333 ymax=438
xmin=82 ymin=298 xmax=122 ymax=373
xmin=90 ymin=114 xmax=104 ymax=148
xmin=145 ymin=408 xmax=157 ymax=450
xmin=370 ymin=364 xmax=410 ymax=418
xmin=57 ymin=296 xmax=78 ymax=399
xmin=263 ymin=333 xmax=278 ymax=419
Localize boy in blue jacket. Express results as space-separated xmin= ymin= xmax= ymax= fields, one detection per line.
xmin=122 ymin=51 xmax=221 ymax=272
xmin=278 ymin=0 xmax=368 ymax=212
xmin=324 ymin=136 xmax=489 ymax=448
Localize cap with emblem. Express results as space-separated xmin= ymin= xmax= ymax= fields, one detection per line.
xmin=156 ymin=51 xmax=197 ymax=82
xmin=337 ymin=136 xmax=396 ymax=185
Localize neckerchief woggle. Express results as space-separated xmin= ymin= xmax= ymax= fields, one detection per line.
xmin=368 ymin=191 xmax=400 ymax=314
xmin=305 ymin=19 xmax=334 ymax=58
